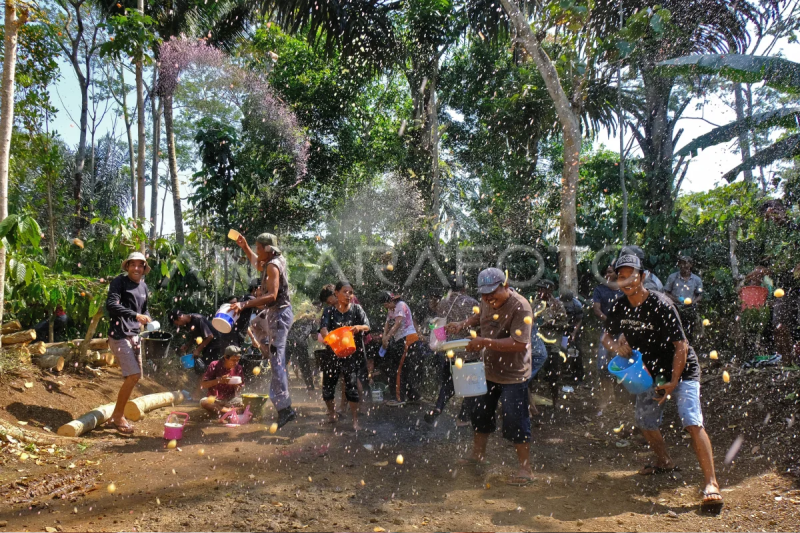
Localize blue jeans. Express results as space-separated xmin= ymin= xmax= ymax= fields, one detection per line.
xmin=634 ymin=380 xmax=704 ymax=431
xmin=258 ymin=306 xmax=294 ymax=411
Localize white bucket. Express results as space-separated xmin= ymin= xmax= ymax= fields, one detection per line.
xmin=145 ymin=320 xmax=161 ymax=332
xmin=212 ymin=304 xmax=237 ymax=334
xmin=452 ymin=361 xmax=488 ymax=397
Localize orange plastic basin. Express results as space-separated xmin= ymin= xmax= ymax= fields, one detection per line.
xmin=324 ymin=326 xmax=357 ymax=358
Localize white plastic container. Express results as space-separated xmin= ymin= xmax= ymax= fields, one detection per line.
xmin=212 ymin=303 xmax=237 ymax=334
xmin=145 ymin=320 xmax=161 ymax=332
xmin=227 ymin=376 xmax=242 ymax=385
xmin=452 ymin=361 xmax=488 ymax=397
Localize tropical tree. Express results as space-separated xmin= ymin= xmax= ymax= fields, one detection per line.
xmin=658 ymin=54 xmax=800 ymax=182
xmin=0 ymin=0 xmax=31 ymax=336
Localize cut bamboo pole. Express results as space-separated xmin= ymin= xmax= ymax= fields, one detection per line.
xmin=46 ymin=337 xmax=109 ymax=351
xmin=57 ymin=402 xmax=116 ymax=437
xmin=124 ymin=390 xmax=185 ymax=422
xmin=1 ymin=329 xmax=36 ymax=345
xmin=33 ymin=354 xmax=65 ymax=372
xmin=1 ymin=320 xmax=21 ymax=334
xmin=28 ymin=341 xmax=47 ymax=356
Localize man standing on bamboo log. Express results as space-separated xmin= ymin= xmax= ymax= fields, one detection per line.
xmin=105 ymin=252 xmax=152 ymax=435
xmin=232 ymin=233 xmax=296 ymax=428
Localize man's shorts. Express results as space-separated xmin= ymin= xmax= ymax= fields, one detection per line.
xmin=471 ymin=380 xmax=531 ymax=443
xmin=109 ymin=336 xmax=143 ymax=377
xmin=634 ymin=379 xmax=703 ymax=431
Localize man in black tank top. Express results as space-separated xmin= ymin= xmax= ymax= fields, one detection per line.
xmin=233 ymin=232 xmax=296 ymax=428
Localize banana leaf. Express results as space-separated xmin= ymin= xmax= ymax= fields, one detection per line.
xmin=720 ymin=133 xmax=800 ymax=183
xmin=676 ymin=107 xmax=800 ymax=158
xmin=656 ymin=54 xmax=800 ymax=94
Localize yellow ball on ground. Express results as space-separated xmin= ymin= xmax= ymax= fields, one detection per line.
xmin=709 ymin=350 xmax=719 ymax=360
xmin=269 ymin=423 xmax=278 ymax=434
xmin=774 ymin=288 xmax=785 ymax=298
xmin=198 ymin=448 xmax=205 ymax=456
xmin=524 ymin=316 xmax=532 ymax=325
xmin=493 ymin=314 xmax=499 ymax=320
xmin=722 ymin=371 xmax=730 ymax=383
xmin=19 ymin=453 xmax=29 ymax=461
xmin=446 ymin=350 xmax=455 ymax=359
xmin=684 ymin=298 xmax=692 ymax=305
xmin=396 ymin=454 xmax=404 ymax=465
xmin=386 ymin=264 xmax=394 ymax=271
xmin=167 ymin=439 xmax=177 ymax=449
xmin=360 ymin=480 xmax=366 ymax=486
xmin=472 ymin=306 xmax=480 ymax=315
xmin=455 ymin=358 xmax=463 ymax=369
xmin=252 ymin=366 xmax=261 ymax=376
xmin=470 ymin=330 xmax=477 ymax=338
xmin=703 ymin=319 xmax=710 ymax=327
xmin=107 ymin=483 xmax=116 ymax=493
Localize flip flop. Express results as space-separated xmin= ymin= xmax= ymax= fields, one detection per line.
xmin=507 ymin=475 xmax=535 ymax=487
xmin=701 ymin=490 xmax=724 ymax=514
xmin=638 ymin=464 xmax=681 ymax=476
xmin=107 ymin=420 xmax=135 ymax=435
xmin=457 ymin=458 xmax=490 ymax=467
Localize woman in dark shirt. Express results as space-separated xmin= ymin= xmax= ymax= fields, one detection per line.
xmin=319 ymin=281 xmax=370 ymax=430
xmin=106 ymin=252 xmax=152 ymax=435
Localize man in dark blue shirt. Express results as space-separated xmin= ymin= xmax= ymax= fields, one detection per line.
xmin=106 ymin=252 xmax=152 ymax=435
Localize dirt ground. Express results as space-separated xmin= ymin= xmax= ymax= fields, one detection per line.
xmin=1 ymin=360 xmax=799 ymax=533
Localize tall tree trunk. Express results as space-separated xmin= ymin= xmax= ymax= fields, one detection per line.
xmin=500 ymin=0 xmax=579 ymax=292
xmin=0 ymin=2 xmax=28 ymax=342
xmin=159 ymin=182 xmax=167 ymax=237
xmin=163 ymin=94 xmax=185 ymax=244
xmin=728 ymin=218 xmax=740 ymax=281
xmin=149 ymin=69 xmax=162 ymax=240
xmin=72 ymin=63 xmax=89 ymax=232
xmin=118 ymin=65 xmax=136 ymax=218
xmin=733 ymin=83 xmax=754 ymax=185
xmin=135 ymin=0 xmax=146 ymax=251
xmin=617 ymin=3 xmax=628 ymax=245
xmin=428 ymin=64 xmax=441 ymax=245
xmin=640 ymin=68 xmax=676 ymax=217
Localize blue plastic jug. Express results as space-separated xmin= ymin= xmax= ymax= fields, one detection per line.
xmin=180 ymin=353 xmax=195 ymax=369
xmin=608 ymin=349 xmax=653 ymax=394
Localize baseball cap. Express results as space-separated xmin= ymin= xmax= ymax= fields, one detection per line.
xmin=619 ymin=245 xmax=645 ymax=262
xmin=255 ymin=232 xmax=281 ymax=254
xmin=477 ymin=268 xmax=506 ymax=294
xmin=677 ymin=255 xmax=693 ymax=264
xmin=615 ymin=254 xmax=643 ymax=272
xmin=535 ymin=279 xmax=555 ymax=290
xmin=168 ymin=309 xmax=184 ymax=323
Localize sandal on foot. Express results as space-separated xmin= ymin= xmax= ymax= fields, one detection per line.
xmin=507 ymin=475 xmax=535 ymax=487
xmin=701 ymin=490 xmax=724 ymax=514
xmin=638 ymin=464 xmax=680 ymax=476
xmin=107 ymin=420 xmax=134 ymax=435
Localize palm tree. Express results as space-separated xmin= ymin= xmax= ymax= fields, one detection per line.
xmin=101 ymin=0 xmax=254 ymax=244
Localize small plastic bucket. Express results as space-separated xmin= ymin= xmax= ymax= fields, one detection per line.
xmin=163 ymin=412 xmax=189 ymax=440
xmin=452 ymin=361 xmax=488 ymax=397
xmin=608 ymin=350 xmax=653 ymax=395
xmin=324 ymin=326 xmax=357 ymax=358
xmin=212 ymin=303 xmax=237 ymax=334
xmin=180 ymin=354 xmax=195 ymax=369
xmin=740 ymin=286 xmax=768 ymax=310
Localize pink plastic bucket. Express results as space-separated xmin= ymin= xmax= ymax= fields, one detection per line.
xmin=163 ymin=412 xmax=189 ymax=440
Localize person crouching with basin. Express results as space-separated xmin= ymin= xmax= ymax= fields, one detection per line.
xmin=200 ymin=346 xmax=245 ymax=416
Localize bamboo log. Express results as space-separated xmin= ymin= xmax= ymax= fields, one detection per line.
xmin=1 ymin=329 xmax=36 ymax=346
xmin=44 ymin=345 xmax=74 ymax=358
xmin=1 ymin=320 xmax=21 ymax=334
xmin=33 ymin=354 xmax=65 ymax=372
xmin=46 ymin=337 xmax=109 ymax=351
xmin=28 ymin=341 xmax=47 ymax=356
xmin=124 ymin=390 xmax=185 ymax=422
xmin=57 ymin=402 xmax=116 ymax=437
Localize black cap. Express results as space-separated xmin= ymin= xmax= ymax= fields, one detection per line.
xmin=620 ymin=245 xmax=645 ymax=262
xmin=168 ymin=309 xmax=184 ymax=323
xmin=379 ymin=291 xmax=396 ymax=304
xmin=615 ymin=254 xmax=643 ymax=272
